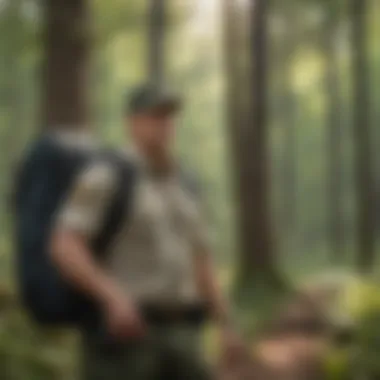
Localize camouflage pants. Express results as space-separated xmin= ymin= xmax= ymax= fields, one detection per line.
xmin=81 ymin=324 xmax=212 ymax=380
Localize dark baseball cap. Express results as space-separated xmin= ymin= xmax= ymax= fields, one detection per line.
xmin=126 ymin=83 xmax=182 ymax=116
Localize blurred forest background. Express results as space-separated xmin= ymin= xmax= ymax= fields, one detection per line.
xmin=0 ymin=0 xmax=380 ymax=379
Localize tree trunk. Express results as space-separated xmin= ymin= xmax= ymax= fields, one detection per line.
xmin=0 ymin=0 xmax=24 ymax=221
xmin=41 ymin=0 xmax=90 ymax=130
xmin=324 ymin=12 xmax=345 ymax=263
xmin=148 ymin=0 xmax=166 ymax=84
xmin=223 ymin=0 xmax=280 ymax=287
xmin=222 ymin=0 xmax=245 ymax=198
xmin=281 ymin=96 xmax=297 ymax=236
xmin=222 ymin=0 xmax=247 ymax=284
xmin=278 ymin=24 xmax=298 ymax=242
xmin=244 ymin=0 xmax=277 ymax=280
xmin=351 ymin=0 xmax=375 ymax=272
xmin=271 ymin=0 xmax=299 ymax=253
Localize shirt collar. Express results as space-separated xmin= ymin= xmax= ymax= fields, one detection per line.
xmin=124 ymin=145 xmax=178 ymax=179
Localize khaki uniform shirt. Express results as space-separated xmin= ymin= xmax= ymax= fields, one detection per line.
xmin=56 ymin=147 xmax=211 ymax=306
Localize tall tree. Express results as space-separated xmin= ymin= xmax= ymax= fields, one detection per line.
xmin=323 ymin=4 xmax=345 ymax=262
xmin=280 ymin=94 xmax=297 ymax=239
xmin=245 ymin=0 xmax=277 ymax=281
xmin=148 ymin=0 xmax=166 ymax=84
xmin=0 ymin=0 xmax=26 ymax=242
xmin=351 ymin=0 xmax=375 ymax=272
xmin=273 ymin=1 xmax=298 ymax=242
xmin=224 ymin=0 xmax=281 ymax=287
xmin=222 ymin=0 xmax=246 ymax=276
xmin=41 ymin=0 xmax=90 ymax=130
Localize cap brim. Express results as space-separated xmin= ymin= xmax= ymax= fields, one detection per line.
xmin=150 ymin=97 xmax=182 ymax=114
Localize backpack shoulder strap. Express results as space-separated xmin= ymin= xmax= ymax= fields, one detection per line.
xmin=91 ymin=152 xmax=137 ymax=257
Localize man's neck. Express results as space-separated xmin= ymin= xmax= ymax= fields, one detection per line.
xmin=130 ymin=145 xmax=176 ymax=177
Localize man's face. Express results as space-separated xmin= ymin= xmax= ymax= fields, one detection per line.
xmin=129 ymin=108 xmax=176 ymax=154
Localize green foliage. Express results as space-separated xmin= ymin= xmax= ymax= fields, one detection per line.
xmin=324 ymin=346 xmax=353 ymax=380
xmin=320 ymin=278 xmax=380 ymax=378
xmin=0 ymin=287 xmax=79 ymax=379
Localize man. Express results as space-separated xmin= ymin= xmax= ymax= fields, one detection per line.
xmin=50 ymin=83 xmax=241 ymax=379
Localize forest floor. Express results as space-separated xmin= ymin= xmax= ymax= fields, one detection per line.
xmin=218 ymin=272 xmax=359 ymax=380
xmin=2 ymin=270 xmax=378 ymax=380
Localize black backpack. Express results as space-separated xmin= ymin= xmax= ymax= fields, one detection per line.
xmin=13 ymin=133 xmax=136 ymax=327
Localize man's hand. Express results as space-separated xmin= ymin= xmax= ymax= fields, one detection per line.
xmin=50 ymin=229 xmax=146 ymax=341
xmin=101 ymin=287 xmax=146 ymax=340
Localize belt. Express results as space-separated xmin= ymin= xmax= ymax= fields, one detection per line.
xmin=82 ymin=303 xmax=209 ymax=351
xmin=140 ymin=302 xmax=209 ymax=326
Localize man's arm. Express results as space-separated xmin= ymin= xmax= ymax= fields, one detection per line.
xmin=193 ymin=249 xmax=231 ymax=326
xmin=50 ymin=162 xmax=144 ymax=338
xmin=50 ymin=228 xmax=123 ymax=308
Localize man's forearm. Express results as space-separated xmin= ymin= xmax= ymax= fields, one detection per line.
xmin=50 ymin=230 xmax=120 ymax=306
xmin=194 ymin=252 xmax=232 ymax=326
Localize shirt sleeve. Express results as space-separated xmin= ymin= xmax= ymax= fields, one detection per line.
xmin=55 ymin=161 xmax=118 ymax=239
xmin=190 ymin=197 xmax=214 ymax=254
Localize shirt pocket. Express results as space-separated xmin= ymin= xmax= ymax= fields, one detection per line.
xmin=168 ymin=186 xmax=200 ymax=237
xmin=131 ymin=181 xmax=167 ymax=235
